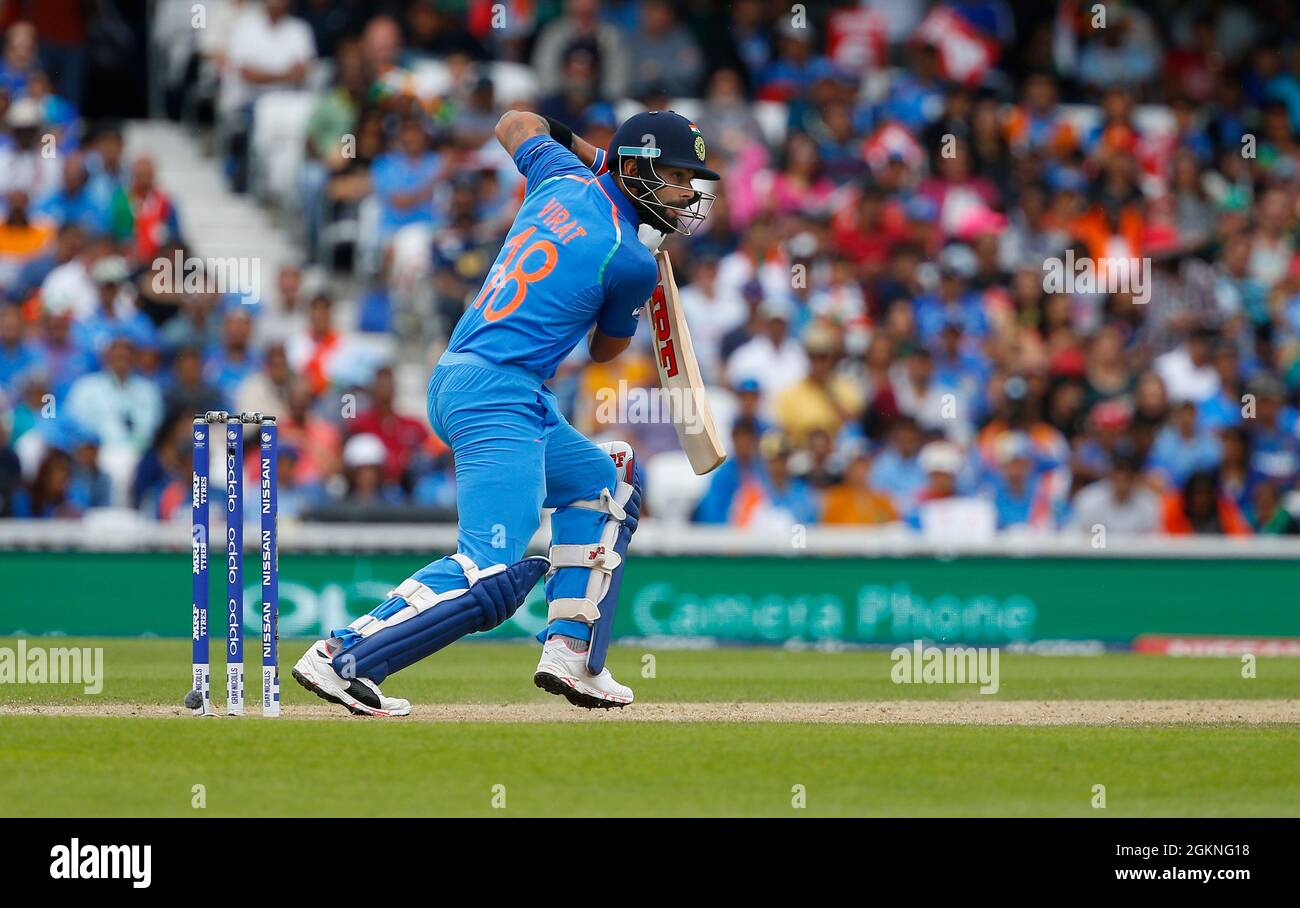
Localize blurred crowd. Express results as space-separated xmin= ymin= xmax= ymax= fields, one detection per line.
xmin=3 ymin=0 xmax=1300 ymax=540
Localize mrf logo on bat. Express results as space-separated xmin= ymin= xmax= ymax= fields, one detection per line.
xmin=649 ymin=283 xmax=679 ymax=378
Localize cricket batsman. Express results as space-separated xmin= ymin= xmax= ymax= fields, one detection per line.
xmin=292 ymin=109 xmax=719 ymax=715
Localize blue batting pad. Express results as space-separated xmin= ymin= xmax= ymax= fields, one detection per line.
xmin=335 ymin=556 xmax=548 ymax=684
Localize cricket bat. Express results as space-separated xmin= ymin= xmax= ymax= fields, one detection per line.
xmin=647 ymin=249 xmax=727 ymax=475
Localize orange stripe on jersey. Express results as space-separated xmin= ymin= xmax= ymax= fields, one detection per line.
xmin=591 ymin=177 xmax=622 ymax=241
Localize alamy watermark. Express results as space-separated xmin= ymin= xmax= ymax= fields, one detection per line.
xmin=890 ymin=640 xmax=1000 ymax=694
xmin=151 ymin=250 xmax=261 ymax=304
xmin=49 ymin=839 xmax=151 ymax=888
xmin=1042 ymin=251 xmax=1150 ymax=304
xmin=0 ymin=640 xmax=104 ymax=694
xmin=594 ymin=380 xmax=712 ymax=435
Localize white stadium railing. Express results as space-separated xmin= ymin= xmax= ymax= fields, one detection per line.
xmin=1 ymin=516 xmax=1299 ymax=559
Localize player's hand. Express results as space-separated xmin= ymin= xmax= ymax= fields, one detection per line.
xmin=638 ymin=224 xmax=665 ymax=251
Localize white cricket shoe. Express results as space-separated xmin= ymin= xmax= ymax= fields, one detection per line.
xmin=291 ymin=639 xmax=412 ymax=717
xmin=533 ymin=634 xmax=633 ymax=709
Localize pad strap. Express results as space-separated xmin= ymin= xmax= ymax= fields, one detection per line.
xmin=569 ymin=487 xmax=627 ymax=522
xmin=348 ymin=556 xmax=504 ymax=638
xmin=547 ymin=542 xmax=623 ymax=573
xmin=452 ymin=552 xmax=505 ymax=586
xmin=548 ymin=597 xmax=601 ymax=622
xmin=349 ymin=578 xmax=465 ymax=638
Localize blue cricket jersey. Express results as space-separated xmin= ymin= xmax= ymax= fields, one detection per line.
xmin=445 ymin=134 xmax=660 ymax=379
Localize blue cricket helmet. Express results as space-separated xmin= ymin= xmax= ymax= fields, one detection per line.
xmin=608 ymin=109 xmax=721 ymax=181
xmin=607 ymin=110 xmax=720 ymax=235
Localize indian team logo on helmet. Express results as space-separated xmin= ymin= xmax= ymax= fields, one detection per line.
xmin=686 ymin=120 xmax=705 ymax=160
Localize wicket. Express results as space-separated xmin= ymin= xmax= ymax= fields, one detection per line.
xmin=191 ymin=411 xmax=279 ymax=717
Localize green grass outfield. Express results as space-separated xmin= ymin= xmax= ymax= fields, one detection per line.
xmin=1 ymin=637 xmax=1297 ymax=817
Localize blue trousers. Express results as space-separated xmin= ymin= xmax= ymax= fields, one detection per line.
xmin=331 ymin=352 xmax=614 ymax=648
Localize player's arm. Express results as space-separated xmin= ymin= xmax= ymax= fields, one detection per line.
xmin=495 ymin=110 xmax=548 ymax=157
xmin=563 ymin=128 xmax=606 ymax=172
xmin=589 ymin=328 xmax=631 ymax=363
xmin=590 ymin=249 xmax=657 ymax=363
xmin=495 ymin=110 xmax=606 ymax=171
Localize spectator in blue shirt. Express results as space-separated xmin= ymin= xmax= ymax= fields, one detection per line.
xmin=83 ymin=126 xmax=128 ymax=218
xmin=0 ymin=302 xmax=41 ymax=388
xmin=870 ymin=416 xmax=928 ymax=516
xmin=1245 ymin=375 xmax=1300 ymax=487
xmin=1077 ymin=15 xmax=1161 ymax=91
xmin=757 ymin=431 xmax=820 ymax=527
xmin=74 ymin=256 xmax=157 ymax=362
xmin=1149 ymin=400 xmax=1224 ymax=487
xmin=34 ymin=153 xmax=108 ymax=233
xmin=272 ymin=445 xmax=331 ymax=518
xmin=725 ymin=0 xmax=774 ymax=89
xmin=931 ymin=318 xmax=990 ymax=420
xmin=33 ymin=305 xmax=95 ymax=399
xmin=1197 ymin=342 xmax=1244 ymax=431
xmin=59 ymin=421 xmax=111 ymax=511
xmin=914 ymin=245 xmax=990 ymax=347
xmin=162 ymin=345 xmax=226 ymax=416
xmin=982 ymin=431 xmax=1064 ymax=531
xmin=1267 ymin=50 xmax=1300 ymax=133
xmin=6 ymin=367 xmax=52 ymax=443
xmin=130 ymin=411 xmax=189 ymax=514
xmin=204 ymin=308 xmax=261 ymax=391
xmin=370 ymin=115 xmax=441 ymax=243
xmin=63 ymin=331 xmax=162 ymax=459
xmin=730 ymin=377 xmax=772 ymax=436
xmin=1217 ymin=426 xmax=1264 ymax=513
xmin=879 ymin=45 xmax=946 ymax=132
xmin=0 ymin=22 xmax=38 ymax=98
xmin=695 ymin=416 xmax=766 ymax=524
xmin=755 ymin=19 xmax=828 ymax=103
xmin=26 ymin=71 xmax=79 ymax=144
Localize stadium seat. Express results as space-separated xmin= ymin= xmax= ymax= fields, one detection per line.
xmin=615 ymin=99 xmax=646 ymax=126
xmin=752 ymin=101 xmax=789 ymax=147
xmin=665 ymin=99 xmax=703 ymax=124
xmin=487 ymin=62 xmax=540 ymax=104
xmin=354 ymin=195 xmax=382 ymax=278
xmin=645 ymin=451 xmax=710 ymax=524
xmin=408 ymin=60 xmax=452 ymax=98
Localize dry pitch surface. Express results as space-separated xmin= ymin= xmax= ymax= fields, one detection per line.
xmin=2 ymin=698 xmax=1296 ymax=724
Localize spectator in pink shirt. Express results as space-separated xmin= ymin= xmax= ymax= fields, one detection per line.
xmin=916 ymin=137 xmax=1000 ymax=240
xmin=729 ymin=132 xmax=837 ymax=228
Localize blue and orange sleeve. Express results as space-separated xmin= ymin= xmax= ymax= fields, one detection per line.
xmin=513 ymin=134 xmax=597 ymax=186
xmin=597 ymin=251 xmax=659 ymax=339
